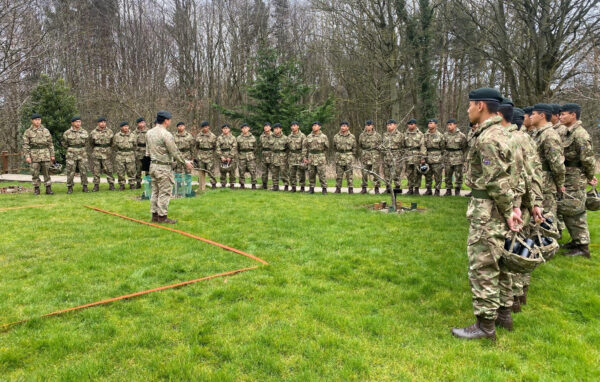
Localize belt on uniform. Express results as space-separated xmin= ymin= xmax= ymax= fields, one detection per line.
xmin=94 ymin=144 xmax=111 ymax=148
xmin=446 ymin=148 xmax=462 ymax=152
xmin=137 ymin=143 xmax=146 ymax=147
xmin=198 ymin=147 xmax=213 ymax=151
xmin=337 ymin=149 xmax=353 ymax=153
xmin=239 ymin=149 xmax=254 ymax=153
xmin=151 ymin=160 xmax=172 ymax=166
xmin=309 ymin=150 xmax=323 ymax=154
xmin=289 ymin=149 xmax=302 ymax=153
xmin=69 ymin=145 xmax=85 ymax=148
xmin=362 ymin=147 xmax=377 ymax=150
xmin=564 ymin=160 xmax=581 ymax=168
xmin=428 ymin=148 xmax=441 ymax=151
xmin=118 ymin=148 xmax=133 ymax=152
xmin=179 ymin=148 xmax=191 ymax=152
xmin=471 ymin=189 xmax=490 ymax=199
xmin=261 ymin=148 xmax=271 ymax=152
xmin=29 ymin=145 xmax=48 ymax=149
xmin=407 ymin=146 xmax=420 ymax=150
xmin=273 ymin=149 xmax=286 ymax=153
xmin=220 ymin=149 xmax=230 ymax=152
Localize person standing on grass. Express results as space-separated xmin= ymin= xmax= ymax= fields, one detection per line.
xmin=443 ymin=119 xmax=467 ymax=196
xmin=62 ymin=115 xmax=90 ymax=194
xmin=303 ymin=121 xmax=329 ymax=194
xmin=133 ymin=117 xmax=148 ymax=189
xmin=451 ymin=88 xmax=522 ymax=341
xmin=333 ymin=121 xmax=357 ymax=194
xmin=236 ymin=123 xmax=258 ymax=189
xmin=89 ymin=116 xmax=116 ymax=192
xmin=23 ymin=113 xmax=55 ymax=195
xmin=359 ymin=120 xmax=382 ymax=194
xmin=112 ymin=121 xmax=137 ymax=191
xmin=146 ymin=110 xmax=192 ymax=224
xmin=173 ymin=122 xmax=196 ymax=176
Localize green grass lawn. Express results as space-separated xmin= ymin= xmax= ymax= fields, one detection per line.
xmin=1 ymin=183 xmax=599 ymax=381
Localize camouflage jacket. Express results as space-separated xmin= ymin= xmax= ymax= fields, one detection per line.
xmin=196 ymin=131 xmax=217 ymax=162
xmin=174 ymin=131 xmax=195 ymax=161
xmin=466 ymin=115 xmax=515 ymax=222
xmin=259 ymin=132 xmax=275 ymax=163
xmin=133 ymin=129 xmax=148 ymax=159
xmin=216 ymin=134 xmax=237 ymax=160
xmin=403 ymin=128 xmax=426 ymax=165
xmin=23 ymin=125 xmax=54 ymax=162
xmin=381 ymin=129 xmax=404 ymax=164
xmin=444 ymin=131 xmax=467 ymax=166
xmin=467 ymin=128 xmax=477 ymax=149
xmin=271 ymin=133 xmax=289 ymax=166
xmin=61 ymin=127 xmax=89 ymax=160
xmin=237 ymin=133 xmax=257 ymax=161
xmin=563 ymin=120 xmax=596 ymax=188
xmin=302 ymin=132 xmax=329 ymax=166
xmin=287 ymin=131 xmax=306 ymax=166
xmin=358 ymin=130 xmax=381 ymax=165
xmin=508 ymin=124 xmax=544 ymax=210
xmin=90 ymin=127 xmax=114 ymax=160
xmin=112 ymin=132 xmax=137 ymax=163
xmin=553 ymin=122 xmax=568 ymax=141
xmin=424 ymin=130 xmax=446 ymax=164
xmin=145 ymin=125 xmax=185 ymax=166
xmin=333 ymin=131 xmax=357 ymax=166
xmin=531 ymin=122 xmax=565 ymax=194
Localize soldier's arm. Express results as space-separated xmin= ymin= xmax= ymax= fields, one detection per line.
xmin=352 ymin=135 xmax=358 ymax=156
xmin=61 ymin=131 xmax=68 ymax=149
xmin=544 ymin=135 xmax=566 ymax=189
xmin=480 ymin=140 xmax=515 ymax=221
xmin=323 ymin=135 xmax=329 ymax=150
xmin=419 ymin=136 xmax=426 ymax=160
xmin=302 ymin=138 xmax=308 ymax=160
xmin=47 ymin=130 xmax=55 ymax=158
xmin=23 ymin=131 xmax=31 ymax=159
xmin=576 ymin=134 xmax=596 ymax=181
xmin=441 ymin=134 xmax=446 ymax=152
xmin=231 ymin=137 xmax=238 ymax=158
xmin=215 ymin=137 xmax=222 ymax=157
xmin=165 ymin=133 xmax=186 ymax=164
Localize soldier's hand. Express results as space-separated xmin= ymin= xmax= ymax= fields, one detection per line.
xmin=50 ymin=156 xmax=55 ymax=162
xmin=185 ymin=161 xmax=193 ymax=170
xmin=532 ymin=205 xmax=543 ymax=223
xmin=589 ymin=177 xmax=598 ymax=186
xmin=507 ymin=212 xmax=523 ymax=232
xmin=560 ymin=185 xmax=566 ymax=193
xmin=420 ymin=159 xmax=425 ymax=164
xmin=26 ymin=157 xmax=32 ymax=164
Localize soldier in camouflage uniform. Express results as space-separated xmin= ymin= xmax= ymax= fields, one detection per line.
xmin=287 ymin=121 xmax=307 ymax=192
xmin=133 ymin=117 xmax=148 ymax=189
xmin=271 ymin=123 xmax=289 ymax=191
xmin=173 ymin=122 xmax=195 ymax=175
xmin=303 ymin=121 xmax=329 ymax=194
xmin=89 ymin=116 xmax=115 ymax=191
xmin=358 ymin=120 xmax=382 ymax=194
xmin=530 ymin=104 xmax=565 ymax=229
xmin=404 ymin=119 xmax=426 ymax=195
xmin=523 ymin=106 xmax=534 ymax=136
xmin=381 ymin=119 xmax=404 ymax=193
xmin=216 ymin=123 xmax=237 ymax=188
xmin=112 ymin=121 xmax=137 ymax=190
xmin=423 ymin=119 xmax=445 ymax=196
xmin=61 ymin=116 xmax=89 ymax=193
xmin=236 ymin=123 xmax=257 ymax=189
xmin=559 ymin=103 xmax=597 ymax=258
xmin=146 ymin=110 xmax=192 ymax=224
xmin=259 ymin=123 xmax=275 ymax=189
xmin=195 ymin=121 xmax=217 ymax=189
xmin=452 ymin=88 xmax=522 ymax=341
xmin=23 ymin=113 xmax=55 ymax=195
xmin=443 ymin=119 xmax=467 ymax=196
xmin=333 ymin=121 xmax=357 ymax=193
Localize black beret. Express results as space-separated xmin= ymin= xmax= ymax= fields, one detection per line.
xmin=428 ymin=119 xmax=438 ymax=124
xmin=200 ymin=121 xmax=210 ymax=127
xmin=176 ymin=121 xmax=185 ymax=127
xmin=560 ymin=103 xmax=581 ymax=113
xmin=407 ymin=119 xmax=417 ymax=124
xmin=512 ymin=108 xmax=525 ymax=120
xmin=221 ymin=123 xmax=230 ymax=129
xmin=71 ymin=116 xmax=81 ymax=122
xmin=386 ymin=119 xmax=397 ymax=125
xmin=532 ymin=103 xmax=553 ymax=114
xmin=550 ymin=104 xmax=561 ymax=115
xmin=290 ymin=121 xmax=299 ymax=126
xmin=365 ymin=120 xmax=374 ymax=125
xmin=340 ymin=120 xmax=349 ymax=126
xmin=156 ymin=110 xmax=172 ymax=120
xmin=312 ymin=121 xmax=321 ymax=126
xmin=523 ymin=106 xmax=533 ymax=115
xmin=263 ymin=122 xmax=271 ymax=127
xmin=501 ymin=97 xmax=514 ymax=107
xmin=31 ymin=113 xmax=42 ymax=120
xmin=468 ymin=87 xmax=503 ymax=103
xmin=136 ymin=117 xmax=145 ymax=123
xmin=273 ymin=123 xmax=282 ymax=128
xmin=119 ymin=121 xmax=129 ymax=127
xmin=97 ymin=116 xmax=107 ymax=122
xmin=447 ymin=118 xmax=457 ymax=124
xmin=241 ymin=123 xmax=249 ymax=128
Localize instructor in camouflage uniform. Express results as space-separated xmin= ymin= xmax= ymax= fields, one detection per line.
xmin=62 ymin=115 xmax=89 ymax=193
xmin=303 ymin=121 xmax=329 ymax=194
xmin=195 ymin=121 xmax=217 ymax=189
xmin=358 ymin=120 xmax=382 ymax=194
xmin=23 ymin=113 xmax=55 ymax=195
xmin=443 ymin=119 xmax=467 ymax=196
xmin=236 ymin=123 xmax=257 ymax=189
xmin=287 ymin=121 xmax=306 ymax=192
xmin=333 ymin=121 xmax=357 ymax=194
xmin=89 ymin=116 xmax=115 ymax=192
xmin=423 ymin=119 xmax=445 ymax=196
xmin=146 ymin=110 xmax=192 ymax=224
xmin=133 ymin=117 xmax=148 ymax=189
xmin=113 ymin=121 xmax=137 ymax=190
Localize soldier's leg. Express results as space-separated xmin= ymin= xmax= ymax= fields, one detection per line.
xmin=308 ymin=165 xmax=316 ymax=187
xmin=272 ymin=165 xmax=280 ymax=187
xmin=126 ymin=161 xmax=136 ymax=185
xmin=289 ymin=165 xmax=297 ymax=187
xmin=157 ymin=167 xmax=174 ymax=216
xmin=563 ymin=211 xmax=590 ymax=245
xmin=79 ymin=159 xmax=89 ymax=186
xmin=512 ymin=273 xmax=524 ymax=298
xmin=229 ymin=164 xmax=237 ymax=185
xmin=425 ymin=169 xmax=433 ymax=189
xmin=382 ymin=163 xmax=391 ymax=189
xmin=205 ymin=161 xmax=217 ymax=186
xmin=361 ymin=165 xmax=369 ymax=188
xmin=455 ymin=165 xmax=464 ymax=190
xmin=31 ymin=162 xmax=41 ymax=188
xmin=39 ymin=161 xmax=51 ymax=186
xmin=392 ymin=164 xmax=401 ymax=189
xmin=281 ymin=163 xmax=289 ymax=186
xmin=150 ymin=167 xmax=159 ymax=214
xmin=499 ymin=269 xmax=513 ymax=309
xmin=93 ymin=159 xmax=101 ymax=185
xmin=445 ymin=163 xmax=454 ymax=190
xmin=66 ymin=159 xmax=75 ymax=187
xmin=238 ymin=159 xmax=247 ymax=186
xmin=261 ymin=162 xmax=269 ymax=186
xmin=434 ymin=164 xmax=443 ymax=191
xmin=249 ymin=160 xmax=257 ymax=185
xmin=117 ymin=161 xmax=126 ymax=185
xmin=335 ymin=164 xmax=343 ymax=188
xmin=317 ymin=164 xmax=327 ymax=188
xmin=219 ymin=163 xmax=226 ymax=186
xmin=104 ymin=159 xmax=115 ymax=185
xmin=299 ymin=167 xmax=307 ymax=188
xmin=135 ymin=157 xmax=143 ymax=184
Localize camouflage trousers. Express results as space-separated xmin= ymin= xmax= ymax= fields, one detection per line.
xmin=444 ymin=163 xmax=463 ymax=190
xmin=174 ymin=162 xmax=192 ymax=175
xmin=467 ymin=198 xmax=513 ymax=320
xmin=219 ymin=162 xmax=236 ymax=186
xmin=92 ymin=158 xmax=115 ymax=185
xmin=542 ymin=192 xmax=558 ymax=225
xmin=406 ymin=163 xmax=420 ymax=189
xmin=511 ymin=273 xmax=531 ymax=297
xmin=66 ymin=158 xmax=88 ymax=187
xmin=361 ymin=163 xmax=381 ymax=188
xmin=288 ymin=164 xmax=307 ymax=187
xmin=425 ymin=163 xmax=443 ymax=190
xmin=261 ymin=162 xmax=274 ymax=186
xmin=149 ymin=164 xmax=174 ymax=216
xmin=197 ymin=160 xmax=217 ymax=186
xmin=116 ymin=160 xmax=136 ymax=185
xmin=382 ymin=162 xmax=401 ymax=189
xmin=563 ymin=189 xmax=590 ymax=245
xmin=31 ymin=161 xmax=52 ymax=187
xmin=335 ymin=163 xmax=353 ymax=188
xmin=238 ymin=158 xmax=257 ymax=185
xmin=272 ymin=165 xmax=288 ymax=187
xmin=135 ymin=156 xmax=144 ymax=183
xmin=308 ymin=164 xmax=327 ymax=188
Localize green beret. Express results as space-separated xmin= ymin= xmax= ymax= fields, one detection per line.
xmin=312 ymin=121 xmax=321 ymax=126
xmin=501 ymin=98 xmax=514 ymax=107
xmin=386 ymin=119 xmax=397 ymax=125
xmin=31 ymin=113 xmax=42 ymax=120
xmin=221 ymin=123 xmax=231 ymax=129
xmin=241 ymin=123 xmax=249 ymax=128
xmin=560 ymin=103 xmax=581 ymax=113
xmin=290 ymin=121 xmax=299 ymax=126
xmin=512 ymin=107 xmax=524 ymax=121
xmin=428 ymin=119 xmax=438 ymax=124
xmin=273 ymin=123 xmax=282 ymax=128
xmin=97 ymin=116 xmax=107 ymax=122
xmin=119 ymin=121 xmax=129 ymax=127
xmin=156 ymin=110 xmax=172 ymax=120
xmin=340 ymin=120 xmax=349 ymax=126
xmin=549 ymin=104 xmax=561 ymax=115
xmin=136 ymin=117 xmax=145 ymax=124
xmin=71 ymin=116 xmax=81 ymax=122
xmin=523 ymin=106 xmax=533 ymax=115
xmin=468 ymin=87 xmax=503 ymax=103
xmin=532 ymin=103 xmax=553 ymax=114
xmin=200 ymin=121 xmax=210 ymax=127
xmin=176 ymin=121 xmax=185 ymax=127
xmin=407 ymin=119 xmax=417 ymax=124
xmin=447 ymin=118 xmax=457 ymax=124
xmin=365 ymin=120 xmax=374 ymax=126
xmin=263 ymin=122 xmax=271 ymax=127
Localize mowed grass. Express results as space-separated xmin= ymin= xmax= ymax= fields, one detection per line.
xmin=0 ymin=182 xmax=599 ymax=381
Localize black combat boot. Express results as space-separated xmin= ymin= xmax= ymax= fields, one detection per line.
xmin=561 ymin=241 xmax=578 ymax=249
xmin=240 ymin=184 xmax=245 ymax=189
xmin=67 ymin=186 xmax=73 ymax=194
xmin=360 ymin=187 xmax=367 ymax=194
xmin=406 ymin=187 xmax=414 ymax=195
xmin=374 ymin=187 xmax=380 ymax=194
xmin=45 ymin=185 xmax=54 ymax=195
xmin=396 ymin=188 xmax=402 ymax=194
xmin=300 ymin=186 xmax=305 ymax=192
xmin=495 ymin=307 xmax=514 ymax=331
xmin=455 ymin=187 xmax=461 ymax=196
xmin=251 ymin=184 xmax=257 ymax=190
xmin=322 ymin=188 xmax=327 ymax=195
xmin=521 ymin=285 xmax=528 ymax=306
xmin=230 ymin=183 xmax=235 ymax=189
xmin=272 ymin=185 xmax=279 ymax=191
xmin=119 ymin=184 xmax=125 ymax=191
xmin=151 ymin=212 xmax=159 ymax=222
xmin=414 ymin=188 xmax=421 ymax=195
xmin=130 ymin=183 xmax=135 ymax=190
xmin=384 ymin=187 xmax=391 ymax=194
xmin=221 ymin=183 xmax=227 ymax=189
xmin=425 ymin=188 xmax=432 ymax=196
xmin=284 ymin=185 xmax=289 ymax=192
xmin=565 ymin=244 xmax=590 ymax=258
xmin=82 ymin=185 xmax=89 ymax=193
xmin=434 ymin=189 xmax=440 ymax=196
xmin=451 ymin=316 xmax=496 ymax=340
xmin=444 ymin=189 xmax=452 ymax=196
xmin=136 ymin=181 xmax=142 ymax=189
xmin=109 ymin=183 xmax=115 ymax=191
xmin=348 ymin=187 xmax=354 ymax=194
xmin=211 ymin=183 xmax=217 ymax=189
xmin=334 ymin=187 xmax=341 ymax=194
xmin=159 ymin=215 xmax=177 ymax=224
xmin=34 ymin=186 xmax=40 ymax=195
xmin=290 ymin=186 xmax=296 ymax=193
xmin=308 ymin=187 xmax=314 ymax=194
xmin=262 ymin=184 xmax=268 ymax=190
xmin=465 ymin=191 xmax=472 ymax=197
xmin=512 ymin=296 xmax=521 ymax=313
xmin=92 ymin=184 xmax=99 ymax=192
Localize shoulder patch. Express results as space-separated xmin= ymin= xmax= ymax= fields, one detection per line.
xmin=483 ymin=159 xmax=491 ymax=165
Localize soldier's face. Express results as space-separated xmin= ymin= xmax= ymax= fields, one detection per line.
xmin=530 ymin=111 xmax=544 ymax=126
xmin=73 ymin=120 xmax=81 ymax=129
xmin=264 ymin=125 xmax=271 ymax=133
xmin=312 ymin=124 xmax=321 ymax=133
xmin=340 ymin=124 xmax=349 ymax=133
xmin=467 ymin=101 xmax=483 ymax=123
xmin=291 ymin=124 xmax=299 ymax=132
xmin=447 ymin=123 xmax=456 ymax=132
xmin=177 ymin=125 xmax=185 ymax=133
xmin=428 ymin=123 xmax=437 ymax=131
xmin=202 ymin=126 xmax=210 ymax=133
xmin=407 ymin=123 xmax=416 ymax=131
xmin=559 ymin=111 xmax=576 ymax=125
xmin=121 ymin=125 xmax=129 ymax=134
xmin=242 ymin=126 xmax=250 ymax=134
xmin=274 ymin=127 xmax=282 ymax=135
xmin=523 ymin=115 xmax=531 ymax=127
xmin=163 ymin=118 xmax=172 ymax=127
xmin=223 ymin=127 xmax=230 ymax=135
xmin=386 ymin=123 xmax=396 ymax=132
xmin=137 ymin=122 xmax=146 ymax=130
xmin=551 ymin=114 xmax=559 ymax=124
xmin=365 ymin=124 xmax=373 ymax=131
xmin=98 ymin=121 xmax=106 ymax=129
xmin=32 ymin=118 xmax=41 ymax=127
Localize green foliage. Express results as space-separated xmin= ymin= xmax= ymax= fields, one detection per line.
xmin=20 ymin=75 xmax=78 ymax=163
xmin=214 ymin=46 xmax=335 ymax=135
